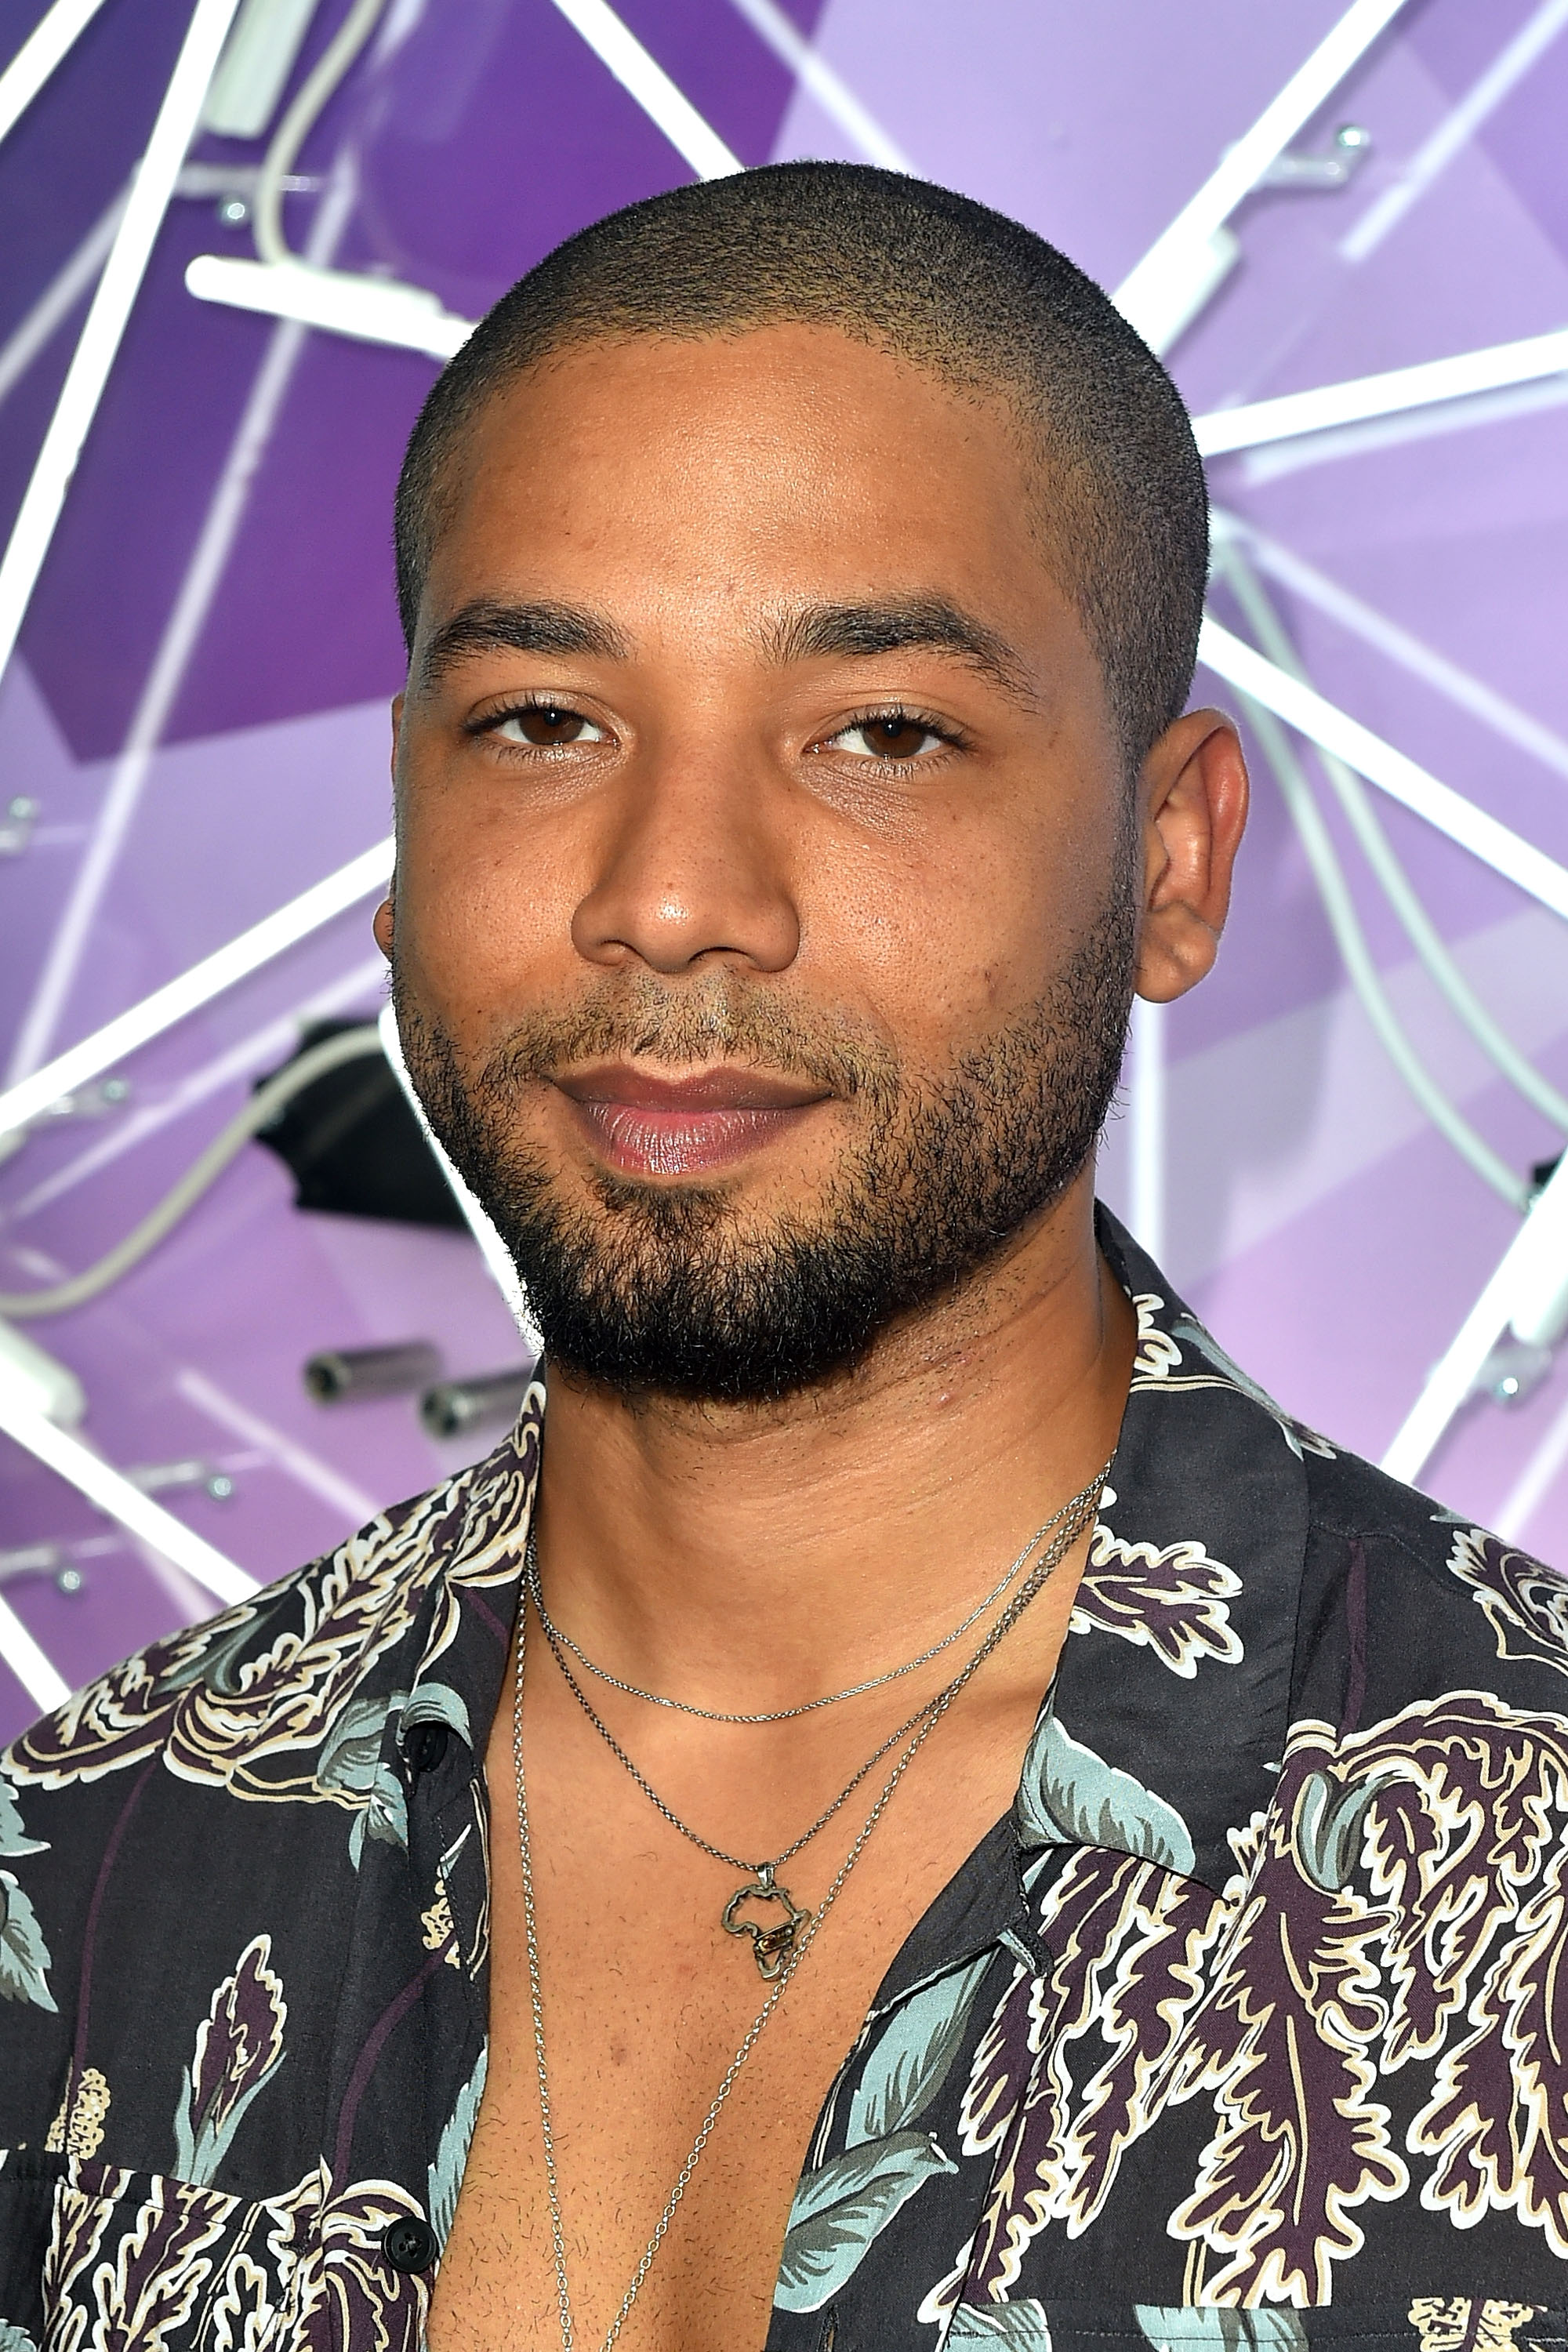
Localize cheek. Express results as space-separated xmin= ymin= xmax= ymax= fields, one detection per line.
xmin=806 ymin=822 xmax=1055 ymax=1054
xmin=394 ymin=799 xmax=578 ymax=1022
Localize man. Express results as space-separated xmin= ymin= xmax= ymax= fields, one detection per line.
xmin=2 ymin=163 xmax=1565 ymax=2352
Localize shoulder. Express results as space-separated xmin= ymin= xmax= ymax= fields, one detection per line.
xmin=0 ymin=1397 xmax=536 ymax=1948
xmin=1295 ymin=1439 xmax=1568 ymax=1721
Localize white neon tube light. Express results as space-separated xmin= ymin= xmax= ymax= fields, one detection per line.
xmin=546 ymin=0 xmax=742 ymax=180
xmin=1341 ymin=0 xmax=1568 ymax=264
xmin=0 ymin=1598 xmax=68 ymax=1714
xmin=0 ymin=0 xmax=245 ymax=695
xmin=1113 ymin=0 xmax=1410 ymax=350
xmin=0 ymin=838 xmax=390 ymax=1142
xmin=185 ymin=253 xmax=473 ymax=357
xmin=0 ymin=0 xmax=114 ymax=147
xmin=0 ymin=1400 xmax=256 ymax=1607
xmin=1382 ymin=1151 xmax=1568 ymax=1486
xmin=1192 ymin=329 xmax=1568 ymax=457
xmin=724 ymin=0 xmax=913 ymax=170
xmin=1196 ymin=621 xmax=1568 ymax=922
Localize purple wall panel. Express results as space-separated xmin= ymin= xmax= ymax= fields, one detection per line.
xmin=4 ymin=0 xmax=1568 ymax=1738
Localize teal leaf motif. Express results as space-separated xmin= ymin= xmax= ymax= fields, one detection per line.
xmin=948 ymin=2301 xmax=1053 ymax=2348
xmin=0 ymin=2324 xmax=42 ymax=2352
xmin=1016 ymin=1711 xmax=1194 ymax=1873
xmin=1135 ymin=2308 xmax=1306 ymax=2352
xmin=775 ymin=2132 xmax=957 ymax=2313
xmin=318 ymin=1693 xmax=410 ymax=1867
xmin=429 ymin=2044 xmax=488 ymax=2246
xmin=0 ymin=1871 xmax=56 ymax=2011
xmin=848 ymin=1956 xmax=993 ymax=2147
xmin=347 ymin=1764 xmax=408 ymax=1871
xmin=404 ymin=1681 xmax=471 ymax=1745
xmin=1293 ymin=1769 xmax=1378 ymax=1894
xmin=0 ymin=1776 xmax=45 ymax=1859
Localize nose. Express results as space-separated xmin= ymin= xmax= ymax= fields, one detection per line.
xmin=571 ymin=741 xmax=801 ymax=978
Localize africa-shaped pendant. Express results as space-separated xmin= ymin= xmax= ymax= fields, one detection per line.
xmin=721 ymin=1863 xmax=811 ymax=1980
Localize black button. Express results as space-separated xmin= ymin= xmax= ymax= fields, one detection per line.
xmin=403 ymin=1721 xmax=448 ymax=1775
xmin=382 ymin=2216 xmax=437 ymax=2273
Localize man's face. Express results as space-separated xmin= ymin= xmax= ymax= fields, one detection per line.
xmin=388 ymin=324 xmax=1140 ymax=1400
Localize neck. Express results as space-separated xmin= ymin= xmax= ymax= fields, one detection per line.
xmin=529 ymin=1171 xmax=1134 ymax=1711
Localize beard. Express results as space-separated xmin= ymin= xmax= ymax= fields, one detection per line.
xmin=395 ymin=864 xmax=1138 ymax=1406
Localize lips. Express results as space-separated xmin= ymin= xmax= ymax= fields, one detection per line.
xmin=555 ymin=1062 xmax=829 ymax=1178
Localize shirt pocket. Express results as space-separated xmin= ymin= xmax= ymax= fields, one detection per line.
xmin=27 ymin=2155 xmax=428 ymax=2352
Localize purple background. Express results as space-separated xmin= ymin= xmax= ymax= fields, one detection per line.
xmin=3 ymin=0 xmax=1567 ymax=1737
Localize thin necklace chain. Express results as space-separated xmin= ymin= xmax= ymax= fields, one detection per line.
xmin=528 ymin=1457 xmax=1108 ymax=1882
xmin=528 ymin=1466 xmax=1107 ymax=1726
xmin=513 ymin=1459 xmax=1111 ymax=2352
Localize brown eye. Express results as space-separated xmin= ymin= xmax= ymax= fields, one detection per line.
xmin=493 ymin=706 xmax=605 ymax=747
xmin=831 ymin=715 xmax=944 ymax=762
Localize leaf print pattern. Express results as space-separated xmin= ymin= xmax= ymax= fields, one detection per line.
xmin=1014 ymin=1711 xmax=1195 ymax=1873
xmin=172 ymin=1936 xmax=287 ymax=2187
xmin=1070 ymin=1494 xmax=1243 ymax=1678
xmin=0 ymin=1871 xmax=55 ymax=2011
xmin=428 ymin=2045 xmax=487 ymax=2247
xmin=1127 ymin=1296 xmax=1333 ymax=1461
xmin=1446 ymin=1527 xmax=1568 ymax=1681
xmin=964 ymin=1688 xmax=1568 ymax=2307
xmin=847 ymin=1957 xmax=993 ymax=2147
xmin=775 ymin=2133 xmax=959 ymax=2313
xmin=0 ymin=1774 xmax=45 ymax=1858
xmin=4 ymin=1400 xmax=539 ymax=1803
xmin=39 ymin=2161 xmax=431 ymax=2352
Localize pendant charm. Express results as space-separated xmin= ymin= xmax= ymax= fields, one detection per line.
xmin=722 ymin=1864 xmax=809 ymax=1980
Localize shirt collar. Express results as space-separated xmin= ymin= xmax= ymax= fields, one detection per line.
xmin=425 ymin=1210 xmax=1313 ymax=1928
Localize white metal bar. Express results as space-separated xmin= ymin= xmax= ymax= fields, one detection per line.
xmin=1196 ymin=619 xmax=1568 ymax=920
xmin=7 ymin=168 xmax=362 ymax=1087
xmin=0 ymin=0 xmax=114 ymax=146
xmin=0 ymin=184 xmax=125 ymax=412
xmin=1127 ymin=998 xmax=1167 ymax=1262
xmin=1214 ymin=515 xmax=1568 ymax=786
xmin=176 ymin=1366 xmax=379 ymax=1525
xmin=184 ymin=252 xmax=471 ymax=356
xmin=1192 ymin=329 xmax=1568 ymax=456
xmin=1381 ymin=1152 xmax=1568 ymax=1486
xmin=1113 ymin=0 xmax=1409 ymax=348
xmin=0 ymin=1399 xmax=257 ymax=1605
xmin=0 ymin=1595 xmax=69 ymax=1712
xmin=724 ymin=0 xmax=913 ymax=169
xmin=1341 ymin=0 xmax=1568 ymax=263
xmin=546 ymin=0 xmax=742 ymax=180
xmin=0 ymin=0 xmax=245 ymax=695
xmin=0 ymin=837 xmax=391 ymax=1142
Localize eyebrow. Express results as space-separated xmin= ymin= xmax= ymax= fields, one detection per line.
xmin=419 ymin=598 xmax=633 ymax=691
xmin=763 ymin=596 xmax=1040 ymax=710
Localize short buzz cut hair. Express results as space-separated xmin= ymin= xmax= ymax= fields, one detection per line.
xmin=394 ymin=163 xmax=1209 ymax=774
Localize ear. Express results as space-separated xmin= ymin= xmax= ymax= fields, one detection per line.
xmin=1134 ymin=708 xmax=1249 ymax=1005
xmin=373 ymin=894 xmax=395 ymax=960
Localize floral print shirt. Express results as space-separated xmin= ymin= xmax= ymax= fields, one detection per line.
xmin=4 ymin=1210 xmax=1568 ymax=2352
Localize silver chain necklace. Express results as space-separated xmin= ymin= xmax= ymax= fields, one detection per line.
xmin=528 ymin=1468 xmax=1105 ymax=1726
xmin=524 ymin=1461 xmax=1109 ymax=1979
xmin=512 ymin=1461 xmax=1109 ymax=2351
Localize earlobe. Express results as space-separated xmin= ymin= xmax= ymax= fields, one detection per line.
xmin=373 ymin=895 xmax=395 ymax=960
xmin=1132 ymin=710 xmax=1249 ymax=1007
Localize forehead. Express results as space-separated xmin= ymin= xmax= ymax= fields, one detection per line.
xmin=428 ymin=323 xmax=1060 ymax=620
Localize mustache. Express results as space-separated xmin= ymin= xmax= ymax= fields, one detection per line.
xmin=397 ymin=971 xmax=900 ymax=1105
